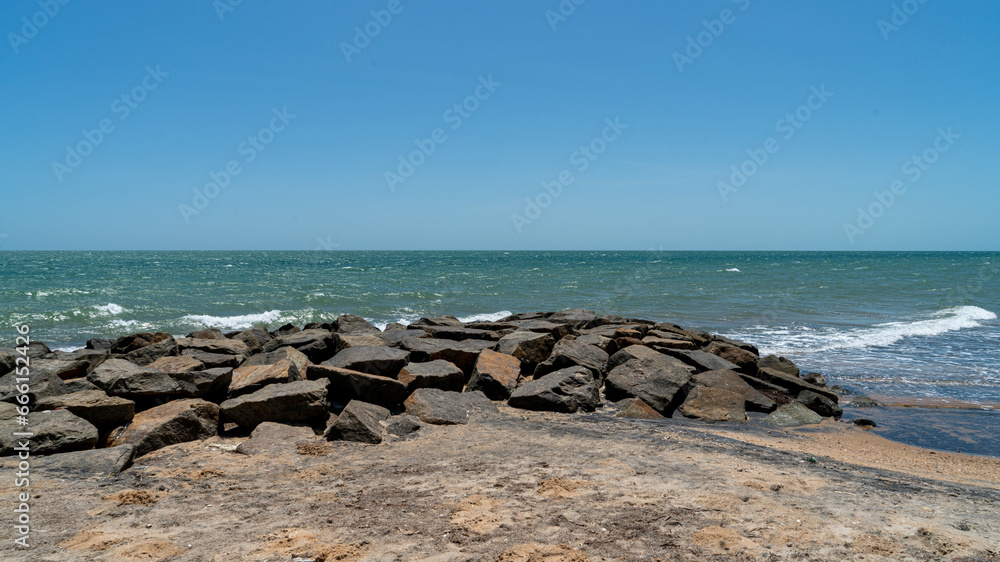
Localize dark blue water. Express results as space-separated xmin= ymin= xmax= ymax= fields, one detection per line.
xmin=1 ymin=251 xmax=997 ymax=404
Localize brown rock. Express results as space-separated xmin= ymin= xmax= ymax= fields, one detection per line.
xmin=704 ymin=341 xmax=759 ymax=373
xmin=691 ymin=369 xmax=776 ymax=412
xmin=467 ymin=349 xmax=522 ymax=400
xmin=109 ymin=399 xmax=219 ymax=458
xmin=615 ymin=397 xmax=665 ymax=420
xmin=228 ymin=359 xmax=302 ymax=398
xmin=678 ymin=386 xmax=747 ymax=424
xmin=148 ymin=355 xmax=204 ymax=374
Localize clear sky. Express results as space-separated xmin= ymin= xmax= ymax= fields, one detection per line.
xmin=1 ymin=0 xmax=998 ymax=250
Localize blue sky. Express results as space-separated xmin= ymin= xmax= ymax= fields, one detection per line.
xmin=1 ymin=0 xmax=997 ymax=250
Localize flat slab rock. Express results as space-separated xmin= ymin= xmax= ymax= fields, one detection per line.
xmin=220 ymin=379 xmax=330 ymax=430
xmin=236 ymin=422 xmax=317 ymax=456
xmin=306 ymin=365 xmax=408 ymax=409
xmin=109 ymin=398 xmax=219 ymax=458
xmin=0 ymin=408 xmax=98 ymax=456
xmin=404 ymin=389 xmax=498 ymax=425
xmin=508 ymin=366 xmax=600 ymax=413
xmin=0 ymin=444 xmax=135 ymax=478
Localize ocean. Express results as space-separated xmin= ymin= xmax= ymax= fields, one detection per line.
xmin=1 ymin=251 xmax=998 ymax=405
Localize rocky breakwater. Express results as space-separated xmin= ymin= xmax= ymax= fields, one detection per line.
xmin=0 ymin=309 xmax=843 ymax=471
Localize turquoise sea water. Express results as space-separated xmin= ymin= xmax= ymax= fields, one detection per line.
xmin=1 ymin=251 xmax=998 ymax=405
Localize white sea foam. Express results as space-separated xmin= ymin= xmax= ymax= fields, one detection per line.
xmin=740 ymin=306 xmax=997 ymax=355
xmin=726 ymin=268 xmax=741 ymax=272
xmin=95 ymin=303 xmax=125 ymax=315
xmin=458 ymin=311 xmax=513 ymax=323
xmin=181 ymin=310 xmax=284 ymax=330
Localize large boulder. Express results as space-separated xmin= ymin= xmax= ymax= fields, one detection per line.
xmin=691 ymin=369 xmax=775 ymax=412
xmin=797 ymin=390 xmax=842 ymax=419
xmin=332 ymin=333 xmax=388 ymax=354
xmin=534 ymin=339 xmax=609 ymax=379
xmin=642 ymin=336 xmax=697 ymax=351
xmin=109 ymin=399 xmax=219 ymax=458
xmin=176 ymin=337 xmax=251 ymax=360
xmin=324 ymin=400 xmax=390 ymax=444
xmin=188 ymin=328 xmax=227 ymax=340
xmin=306 ymin=365 xmax=408 ymax=409
xmin=711 ymin=335 xmax=760 ymax=356
xmin=28 ymin=359 xmax=90 ymax=381
xmin=88 ymin=359 xmax=198 ymax=401
xmin=404 ymin=389 xmax=498 ymax=425
xmin=4 ymin=444 xmax=135 ymax=478
xmin=703 ymin=341 xmax=759 ymax=373
xmin=615 ymin=397 xmax=665 ymax=419
xmin=548 ymin=308 xmax=598 ymax=329
xmin=661 ymin=350 xmax=740 ymax=374
xmin=220 ymin=380 xmax=330 ymax=430
xmin=765 ymin=402 xmax=822 ymax=427
xmin=754 ymin=367 xmax=838 ymax=403
xmin=505 ymin=319 xmax=573 ymax=340
xmin=181 ymin=349 xmax=240 ymax=369
xmin=51 ymin=348 xmax=111 ymax=372
xmin=508 ymin=366 xmax=600 ymax=413
xmin=332 ymin=314 xmax=381 ymax=336
xmin=0 ymin=409 xmax=98 ymax=456
xmin=148 ymin=356 xmax=204 ymax=374
xmin=110 ymin=332 xmax=172 ymax=355
xmin=401 ymin=339 xmax=496 ymax=374
xmin=757 ymin=355 xmax=800 ymax=377
xmin=261 ymin=329 xmax=337 ymax=363
xmin=573 ymin=333 xmax=616 ymax=354
xmin=466 ymin=350 xmax=522 ymax=400
xmin=228 ymin=349 xmax=307 ymax=398
xmin=35 ymin=390 xmax=135 ymax=433
xmin=175 ymin=367 xmax=233 ymax=400
xmin=607 ymin=345 xmax=678 ymax=372
xmin=322 ymin=346 xmax=410 ymax=379
xmin=232 ymin=325 xmax=273 ymax=354
xmin=235 ymin=422 xmax=316 ymax=456
xmin=678 ymin=386 xmax=747 ymax=424
xmin=124 ymin=337 xmax=179 ymax=366
xmin=496 ymin=331 xmax=556 ymax=370
xmin=397 ymin=360 xmax=464 ymax=392
xmin=0 ymin=368 xmax=75 ymax=404
xmin=604 ymin=355 xmax=691 ymax=416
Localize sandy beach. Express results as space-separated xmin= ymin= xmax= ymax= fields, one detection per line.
xmin=4 ymin=403 xmax=998 ymax=561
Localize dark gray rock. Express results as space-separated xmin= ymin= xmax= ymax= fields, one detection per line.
xmin=1 ymin=444 xmax=134 ymax=478
xmin=322 ymin=346 xmax=410 ymax=379
xmin=711 ymin=335 xmax=760 ymax=356
xmin=30 ymin=359 xmax=90 ymax=381
xmin=385 ymin=414 xmax=421 ymax=437
xmin=272 ymin=323 xmax=301 ymax=337
xmin=0 ymin=368 xmax=75 ymax=404
xmin=333 ymin=314 xmax=382 ymax=336
xmin=108 ymin=399 xmax=219 ymax=458
xmin=375 ymin=329 xmax=431 ymax=347
xmin=505 ymin=319 xmax=574 ymax=340
xmin=306 ymin=365 xmax=408 ymax=409
xmin=404 ymin=388 xmax=498 ymax=425
xmin=548 ymin=308 xmax=598 ymax=329
xmin=703 ymin=341 xmax=759 ymax=373
xmin=401 ymin=339 xmax=496 ymax=374
xmin=757 ymin=355 xmax=800 ymax=377
xmin=765 ymin=402 xmax=822 ymax=427
xmin=176 ymin=367 xmax=233 ymax=400
xmin=691 ymin=369 xmax=775 ymax=413
xmin=661 ymin=349 xmax=741 ymax=373
xmin=410 ymin=315 xmax=465 ymax=327
xmin=604 ymin=355 xmax=691 ymax=416
xmin=176 ymin=337 xmax=251 ymax=360
xmin=261 ymin=329 xmax=336 ymax=363
xmin=148 ymin=355 xmax=205 ymax=374
xmin=86 ymin=338 xmax=115 ymax=351
xmin=331 ymin=333 xmax=389 ymax=354
xmin=797 ymin=390 xmax=842 ymax=418
xmin=508 ymin=366 xmax=600 ymax=413
xmin=62 ymin=378 xmax=100 ymax=393
xmin=801 ymin=372 xmax=828 ymax=387
xmin=497 ymin=331 xmax=556 ymax=369
xmin=534 ymin=339 xmax=609 ymax=379
xmin=754 ymin=367 xmax=839 ymax=403
xmin=573 ymin=333 xmax=615 ymax=354
xmin=181 ymin=349 xmax=240 ymax=369
xmin=110 ymin=332 xmax=172 ymax=355
xmin=848 ymin=395 xmax=880 ymax=408
xmin=0 ymin=409 xmax=98 ymax=456
xmin=607 ymin=345 xmax=678 ymax=372
xmin=89 ymin=358 xmax=198 ymax=401
xmin=124 ymin=337 xmax=179 ymax=367
xmin=397 ymin=360 xmax=464 ymax=392
xmin=220 ymin=380 xmax=330 ymax=430
xmin=413 ymin=325 xmax=501 ymax=341
xmin=236 ymin=422 xmax=316 ymax=456
xmin=0 ymin=350 xmax=15 ymax=376
xmin=187 ymin=328 xmax=227 ymax=340
xmin=51 ymin=349 xmax=111 ymax=373
xmin=325 ymin=400 xmax=390 ymax=444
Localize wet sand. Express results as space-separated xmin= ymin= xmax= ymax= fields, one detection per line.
xmin=3 ymin=404 xmax=998 ymax=561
